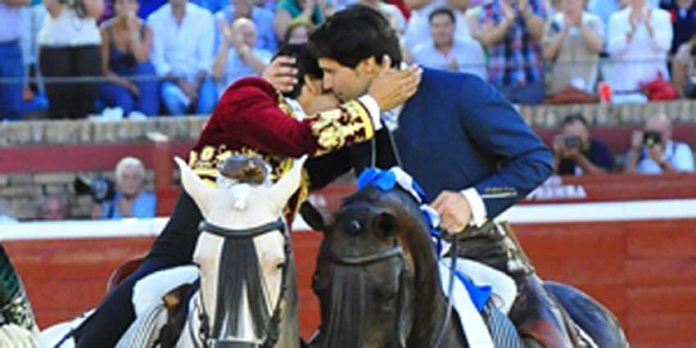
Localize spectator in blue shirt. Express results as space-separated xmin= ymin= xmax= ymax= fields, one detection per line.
xmin=660 ymin=0 xmax=696 ymax=54
xmin=215 ymin=0 xmax=278 ymax=53
xmin=95 ymin=156 xmax=157 ymax=219
xmin=553 ymin=113 xmax=615 ymax=175
xmin=0 ymin=0 xmax=29 ymax=121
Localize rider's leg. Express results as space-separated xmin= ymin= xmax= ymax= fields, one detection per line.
xmin=74 ymin=192 xmax=203 ymax=347
xmin=453 ymin=222 xmax=577 ymax=348
xmin=0 ymin=244 xmax=37 ymax=332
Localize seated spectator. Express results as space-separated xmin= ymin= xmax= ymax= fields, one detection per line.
xmin=215 ymin=0 xmax=277 ymax=53
xmin=99 ymin=0 xmax=158 ymax=116
xmin=0 ymin=0 xmax=28 ymax=121
xmin=624 ymin=113 xmax=695 ymax=174
xmin=659 ymin=0 xmax=696 ymax=54
xmin=148 ymin=0 xmax=216 ymax=115
xmin=273 ymin=0 xmax=326 ymax=40
xmin=40 ymin=195 xmax=69 ymax=220
xmin=470 ymin=0 xmax=547 ymax=104
xmin=38 ymin=0 xmax=104 ymax=118
xmin=212 ymin=17 xmax=272 ymax=94
xmin=411 ymin=8 xmax=487 ymax=78
xmin=543 ymin=0 xmax=604 ymax=95
xmin=553 ymin=114 xmax=614 ymax=175
xmin=673 ymin=32 xmax=696 ymax=97
xmin=283 ymin=19 xmax=313 ymax=45
xmin=606 ymin=0 xmax=672 ymax=94
xmin=93 ymin=156 xmax=156 ymax=219
xmin=404 ymin=0 xmax=472 ymax=51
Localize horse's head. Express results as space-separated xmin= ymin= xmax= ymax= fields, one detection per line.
xmin=175 ymin=155 xmax=305 ymax=346
xmin=307 ymin=183 xmax=434 ymax=348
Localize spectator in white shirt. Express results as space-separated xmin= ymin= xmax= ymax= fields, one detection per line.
xmin=624 ymin=113 xmax=695 ymax=174
xmin=411 ymin=7 xmax=487 ymax=78
xmin=212 ymin=17 xmax=272 ymax=94
xmin=543 ymin=0 xmax=604 ymax=94
xmin=403 ymin=0 xmax=473 ymax=51
xmin=606 ymin=0 xmax=672 ymax=93
xmin=148 ymin=0 xmax=216 ymax=115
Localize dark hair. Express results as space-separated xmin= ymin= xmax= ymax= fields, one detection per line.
xmin=307 ymin=4 xmax=402 ymax=69
xmin=429 ymin=7 xmax=456 ymax=24
xmin=273 ymin=43 xmax=323 ymax=98
xmin=562 ymin=113 xmax=589 ymax=127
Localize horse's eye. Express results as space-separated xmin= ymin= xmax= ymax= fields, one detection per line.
xmin=348 ymin=219 xmax=361 ymax=234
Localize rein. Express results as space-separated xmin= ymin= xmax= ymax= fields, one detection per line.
xmin=194 ymin=218 xmax=290 ymax=348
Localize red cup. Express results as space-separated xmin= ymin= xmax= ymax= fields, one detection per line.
xmin=598 ymin=82 xmax=612 ymax=103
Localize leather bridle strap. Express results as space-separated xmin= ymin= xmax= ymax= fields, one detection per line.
xmin=198 ymin=219 xmax=286 ymax=239
xmin=320 ymin=245 xmax=403 ymax=266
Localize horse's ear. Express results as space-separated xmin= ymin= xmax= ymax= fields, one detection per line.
xmin=374 ymin=212 xmax=399 ymax=238
xmin=300 ymin=201 xmax=330 ymax=232
xmin=174 ymin=156 xmax=215 ymax=214
xmin=269 ymin=155 xmax=307 ymax=211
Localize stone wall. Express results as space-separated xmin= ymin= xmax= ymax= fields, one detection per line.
xmin=2 ymin=100 xmax=696 ymax=221
xmin=0 ymin=171 xmax=157 ymax=221
xmin=2 ymin=100 xmax=696 ymax=147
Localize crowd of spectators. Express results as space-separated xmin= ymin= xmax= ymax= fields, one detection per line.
xmin=2 ymin=0 xmax=696 ymax=120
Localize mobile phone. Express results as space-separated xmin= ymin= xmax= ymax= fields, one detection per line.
xmin=643 ymin=131 xmax=662 ymax=147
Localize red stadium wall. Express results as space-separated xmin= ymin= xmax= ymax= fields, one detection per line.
xmin=6 ymin=218 xmax=696 ymax=348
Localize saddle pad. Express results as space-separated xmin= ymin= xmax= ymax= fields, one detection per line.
xmin=132 ymin=265 xmax=199 ymax=317
xmin=115 ymin=302 xmax=168 ymax=348
xmin=438 ymin=260 xmax=494 ymax=348
xmin=438 ymin=258 xmax=519 ymax=348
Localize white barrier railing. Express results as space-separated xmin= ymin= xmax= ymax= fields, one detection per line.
xmin=2 ymin=199 xmax=696 ymax=241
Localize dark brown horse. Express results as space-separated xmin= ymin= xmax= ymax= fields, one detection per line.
xmin=304 ymin=184 xmax=628 ymax=348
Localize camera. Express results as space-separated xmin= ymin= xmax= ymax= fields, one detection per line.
xmin=74 ymin=176 xmax=116 ymax=204
xmin=563 ymin=136 xmax=581 ymax=149
xmin=643 ymin=131 xmax=662 ymax=148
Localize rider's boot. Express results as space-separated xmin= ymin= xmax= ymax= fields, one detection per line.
xmin=0 ymin=245 xmax=38 ymax=332
xmin=453 ymin=222 xmax=578 ymax=348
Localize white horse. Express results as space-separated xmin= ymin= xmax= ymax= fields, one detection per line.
xmin=39 ymin=156 xmax=305 ymax=348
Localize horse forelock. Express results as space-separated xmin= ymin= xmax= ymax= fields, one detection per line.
xmin=322 ymin=266 xmax=367 ymax=348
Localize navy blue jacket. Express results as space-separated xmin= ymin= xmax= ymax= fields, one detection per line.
xmin=308 ymin=68 xmax=553 ymax=219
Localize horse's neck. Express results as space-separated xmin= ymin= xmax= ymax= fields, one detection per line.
xmin=406 ymin=234 xmax=465 ymax=348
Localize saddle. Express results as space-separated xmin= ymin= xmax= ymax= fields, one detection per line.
xmin=453 ymin=221 xmax=580 ymax=348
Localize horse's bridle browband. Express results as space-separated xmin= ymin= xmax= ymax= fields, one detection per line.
xmin=195 ymin=218 xmax=290 ymax=348
xmin=320 ymin=245 xmax=404 ymax=266
xmin=198 ymin=218 xmax=286 ymax=239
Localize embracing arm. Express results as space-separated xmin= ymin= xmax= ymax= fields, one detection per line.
xmin=211 ymin=79 xmax=381 ymax=157
xmin=459 ymin=76 xmax=553 ymax=219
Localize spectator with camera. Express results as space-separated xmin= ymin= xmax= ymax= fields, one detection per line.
xmin=38 ymin=0 xmax=104 ymax=118
xmin=148 ymin=0 xmax=216 ymax=116
xmin=93 ymin=156 xmax=156 ymax=219
xmin=553 ymin=113 xmax=614 ymax=175
xmin=99 ymin=0 xmax=159 ymax=116
xmin=0 ymin=0 xmax=29 ymax=121
xmin=624 ymin=114 xmax=695 ymax=174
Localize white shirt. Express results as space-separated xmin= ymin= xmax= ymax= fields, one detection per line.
xmin=403 ymin=0 xmax=471 ymax=51
xmin=635 ymin=140 xmax=695 ymax=174
xmin=411 ymin=38 xmax=487 ymax=79
xmin=147 ymin=3 xmax=215 ymax=81
xmin=606 ymin=6 xmax=672 ymax=92
xmin=37 ymin=7 xmax=101 ymax=46
xmin=0 ymin=3 xmax=23 ymax=43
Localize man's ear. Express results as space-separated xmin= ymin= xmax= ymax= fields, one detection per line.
xmin=304 ymin=75 xmax=322 ymax=95
xmin=357 ymin=56 xmax=379 ymax=76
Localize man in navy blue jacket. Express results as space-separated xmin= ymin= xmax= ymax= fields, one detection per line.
xmin=306 ymin=5 xmax=575 ymax=347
